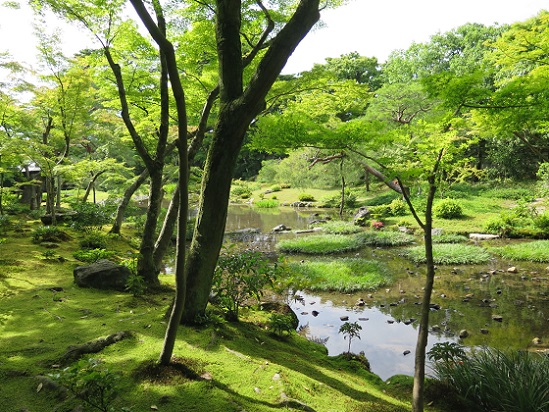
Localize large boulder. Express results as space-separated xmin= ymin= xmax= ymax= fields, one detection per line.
xmin=353 ymin=206 xmax=370 ymax=226
xmin=74 ymin=259 xmax=131 ymax=291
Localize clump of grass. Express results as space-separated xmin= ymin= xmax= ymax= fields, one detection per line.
xmin=357 ymin=230 xmax=415 ymax=247
xmin=430 ymin=347 xmax=549 ymax=412
xmin=276 ymin=234 xmax=362 ymax=254
xmin=288 ymin=258 xmax=390 ymax=293
xmin=253 ymin=199 xmax=279 ymax=208
xmin=490 ymin=240 xmax=549 ymax=262
xmin=73 ymin=248 xmax=116 ymax=263
xmin=320 ymin=221 xmax=363 ymax=235
xmin=432 ymin=234 xmax=468 ymax=244
xmin=405 ymin=244 xmax=492 ymax=265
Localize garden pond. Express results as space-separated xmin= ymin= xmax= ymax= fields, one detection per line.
xmin=222 ymin=205 xmax=549 ymax=380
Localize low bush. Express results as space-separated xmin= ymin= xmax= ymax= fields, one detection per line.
xmin=429 ymin=345 xmax=549 ymax=412
xmin=79 ymin=231 xmax=109 ymax=250
xmin=405 ymin=244 xmax=491 ymax=265
xmin=268 ymin=313 xmax=295 ymax=337
xmin=389 ymin=198 xmax=408 ymax=216
xmin=433 ymin=199 xmax=464 ymax=219
xmin=31 ymin=225 xmax=71 ymax=243
xmin=73 ymin=248 xmax=116 ymax=263
xmin=298 ymin=193 xmax=316 ymax=202
xmin=277 ymin=234 xmax=362 ymax=254
xmin=432 ymin=234 xmax=468 ymax=244
xmin=70 ymin=200 xmax=116 ymax=231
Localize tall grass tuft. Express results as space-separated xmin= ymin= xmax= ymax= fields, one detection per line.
xmin=491 ymin=240 xmax=549 ymax=262
xmin=287 ymin=258 xmax=389 ymax=293
xmin=356 ymin=230 xmax=415 ymax=247
xmin=320 ymin=221 xmax=363 ymax=235
xmin=276 ymin=234 xmax=362 ymax=255
xmin=430 ymin=346 xmax=549 ymax=412
xmin=405 ymin=244 xmax=492 ymax=265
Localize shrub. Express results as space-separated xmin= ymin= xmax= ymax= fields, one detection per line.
xmin=79 ymin=231 xmax=109 ymax=250
xmin=434 ymin=199 xmax=464 ymax=219
xmin=31 ymin=225 xmax=71 ymax=243
xmin=430 ymin=347 xmax=549 ymax=412
xmin=370 ymin=220 xmax=384 ymax=230
xmin=269 ymin=184 xmax=281 ymax=192
xmin=213 ymin=248 xmax=278 ymax=321
xmin=231 ymin=181 xmax=252 ymax=199
xmin=0 ymin=214 xmax=10 ymax=234
xmin=73 ymin=248 xmax=116 ymax=263
xmin=298 ymin=193 xmax=316 ymax=202
xmin=268 ymin=313 xmax=295 ymax=337
xmin=533 ymin=212 xmax=549 ymax=232
xmin=70 ymin=201 xmax=116 ymax=231
xmin=50 ymin=358 xmax=120 ymax=412
xmin=389 ymin=198 xmax=408 ymax=216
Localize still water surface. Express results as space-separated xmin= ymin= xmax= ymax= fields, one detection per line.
xmin=221 ymin=205 xmax=548 ymax=380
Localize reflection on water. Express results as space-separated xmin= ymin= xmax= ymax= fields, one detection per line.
xmin=212 ymin=205 xmax=548 ymax=380
xmin=292 ymin=291 xmax=456 ymax=381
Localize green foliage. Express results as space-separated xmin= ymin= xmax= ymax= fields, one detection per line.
xmin=213 ymin=248 xmax=278 ymax=321
xmin=428 ymin=342 xmax=467 ymax=364
xmin=338 ymin=321 xmax=362 ymax=354
xmin=433 ymin=199 xmax=464 ymax=219
xmin=533 ymin=212 xmax=549 ymax=232
xmin=430 ymin=347 xmax=549 ymax=412
xmin=287 ymin=258 xmax=389 ymax=293
xmin=230 ymin=181 xmax=253 ymax=200
xmin=0 ymin=214 xmax=10 ymax=234
xmin=321 ymin=221 xmax=363 ymax=235
xmin=79 ymin=231 xmax=109 ymax=250
xmin=70 ymin=201 xmax=116 ymax=231
xmin=50 ymin=358 xmax=120 ymax=412
xmin=491 ymin=240 xmax=549 ymax=262
xmin=536 ymin=162 xmax=549 ymax=196
xmin=253 ymin=199 xmax=279 ymax=208
xmin=298 ymin=193 xmax=316 ymax=202
xmin=405 ymin=244 xmax=492 ymax=265
xmin=276 ymin=234 xmax=363 ymax=255
xmin=269 ymin=184 xmax=281 ymax=192
xmin=31 ymin=225 xmax=70 ymax=243
xmin=388 ymin=198 xmax=408 ymax=216
xmin=35 ymin=250 xmax=63 ymax=262
xmin=73 ymin=248 xmax=116 ymax=263
xmin=268 ymin=313 xmax=295 ymax=337
xmin=321 ymin=190 xmax=358 ymax=209
xmin=365 ymin=192 xmax=400 ymax=206
xmin=356 ymin=231 xmax=415 ymax=247
xmin=125 ymin=274 xmax=146 ymax=296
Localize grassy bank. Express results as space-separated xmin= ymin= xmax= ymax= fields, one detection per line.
xmin=0 ymin=216 xmax=451 ymax=412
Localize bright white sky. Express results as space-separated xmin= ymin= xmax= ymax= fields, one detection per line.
xmin=0 ymin=0 xmax=547 ymax=75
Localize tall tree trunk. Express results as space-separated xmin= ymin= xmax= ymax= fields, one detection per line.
xmin=153 ymin=184 xmax=180 ymax=271
xmin=182 ymin=0 xmax=322 ymax=323
xmin=82 ymin=171 xmax=106 ymax=203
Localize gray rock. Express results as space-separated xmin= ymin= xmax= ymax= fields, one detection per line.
xmin=73 ymin=259 xmax=131 ymax=291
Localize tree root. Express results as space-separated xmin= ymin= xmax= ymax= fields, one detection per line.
xmin=59 ymin=330 xmax=133 ymax=364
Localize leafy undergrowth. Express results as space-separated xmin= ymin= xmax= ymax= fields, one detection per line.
xmin=404 ymin=244 xmax=493 ymax=265
xmin=490 ymin=240 xmax=549 ymax=262
xmin=0 ymin=217 xmax=452 ymax=412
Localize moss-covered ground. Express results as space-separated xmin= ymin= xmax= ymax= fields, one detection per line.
xmin=0 ymin=216 xmax=456 ymax=412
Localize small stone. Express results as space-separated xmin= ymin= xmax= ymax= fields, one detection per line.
xmin=358 ymin=317 xmax=369 ymax=321
xmin=254 ymin=387 xmax=261 ymax=393
xmin=492 ymin=315 xmax=503 ymax=322
xmin=507 ymin=267 xmax=518 ymax=273
xmin=480 ymin=328 xmax=489 ymax=334
xmin=459 ymin=329 xmax=469 ymax=339
xmin=355 ymin=299 xmax=365 ymax=306
xmin=311 ymin=310 xmax=319 ymax=317
xmin=340 ymin=316 xmax=349 ymax=321
xmin=387 ymin=320 xmax=394 ymax=324
xmin=272 ymin=373 xmax=281 ymax=381
xmin=403 ymin=350 xmax=411 ymax=356
xmin=532 ymin=337 xmax=542 ymax=345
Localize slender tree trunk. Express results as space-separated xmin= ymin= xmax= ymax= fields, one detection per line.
xmin=137 ymin=169 xmax=164 ymax=286
xmin=110 ymin=169 xmax=150 ymax=234
xmin=364 ymin=167 xmax=370 ymax=192
xmin=339 ymin=158 xmax=345 ymax=218
xmin=82 ymin=171 xmax=106 ymax=203
xmin=412 ymin=177 xmax=436 ymax=412
xmin=153 ymin=184 xmax=180 ymax=271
